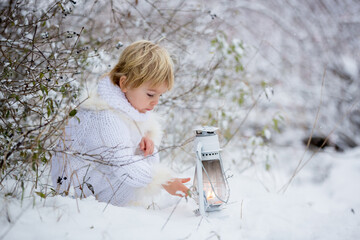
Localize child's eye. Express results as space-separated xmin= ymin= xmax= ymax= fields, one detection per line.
xmin=147 ymin=93 xmax=154 ymax=97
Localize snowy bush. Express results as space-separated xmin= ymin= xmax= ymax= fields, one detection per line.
xmin=0 ymin=0 xmax=92 ymax=197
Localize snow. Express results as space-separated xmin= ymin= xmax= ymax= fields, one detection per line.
xmin=341 ymin=55 xmax=358 ymax=80
xmin=2 ymin=147 xmax=360 ymax=240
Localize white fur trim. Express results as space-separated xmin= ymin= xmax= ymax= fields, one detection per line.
xmin=79 ymin=78 xmax=163 ymax=145
xmin=81 ymin=90 xmax=109 ymax=111
xmin=130 ymin=164 xmax=173 ymax=206
xmin=137 ymin=112 xmax=164 ymax=147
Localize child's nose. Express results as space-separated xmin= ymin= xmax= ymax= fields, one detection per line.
xmin=151 ymin=97 xmax=159 ymax=106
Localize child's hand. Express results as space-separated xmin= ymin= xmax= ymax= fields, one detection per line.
xmin=139 ymin=136 xmax=154 ymax=156
xmin=162 ymin=178 xmax=191 ymax=197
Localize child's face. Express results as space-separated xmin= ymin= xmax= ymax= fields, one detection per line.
xmin=121 ymin=81 xmax=168 ymax=113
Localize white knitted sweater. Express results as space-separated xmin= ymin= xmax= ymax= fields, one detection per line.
xmin=51 ymin=76 xmax=172 ymax=206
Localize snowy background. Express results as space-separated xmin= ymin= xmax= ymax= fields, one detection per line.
xmin=1 ymin=0 xmax=360 ymax=239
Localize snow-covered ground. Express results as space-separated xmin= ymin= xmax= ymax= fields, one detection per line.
xmin=1 ymin=146 xmax=359 ymax=240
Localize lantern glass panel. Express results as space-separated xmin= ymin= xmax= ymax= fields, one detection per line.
xmin=193 ymin=159 xmax=226 ymax=206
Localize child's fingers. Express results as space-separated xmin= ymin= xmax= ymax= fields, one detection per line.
xmin=144 ymin=138 xmax=154 ymax=156
xmin=178 ymin=178 xmax=190 ymax=196
xmin=140 ymin=138 xmax=145 ymax=151
xmin=144 ymin=146 xmax=151 ymax=156
xmin=174 ymin=187 xmax=189 ymax=197
xmin=143 ymin=139 xmax=155 ymax=156
xmin=180 ymin=178 xmax=191 ymax=183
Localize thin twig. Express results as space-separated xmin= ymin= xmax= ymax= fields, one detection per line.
xmin=161 ymin=197 xmax=183 ymax=231
xmin=0 ymin=201 xmax=32 ymax=240
xmin=240 ymin=199 xmax=244 ymax=219
xmin=279 ymin=68 xmax=327 ymax=193
xmin=196 ymin=216 xmax=204 ymax=230
xmin=222 ymin=93 xmax=262 ymax=148
xmin=279 ymin=68 xmax=360 ymax=193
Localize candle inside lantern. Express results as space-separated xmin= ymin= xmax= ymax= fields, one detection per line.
xmin=203 ymin=181 xmax=224 ymax=205
xmin=206 ymin=189 xmax=215 ymax=200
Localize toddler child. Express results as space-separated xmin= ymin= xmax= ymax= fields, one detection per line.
xmin=51 ymin=40 xmax=189 ymax=206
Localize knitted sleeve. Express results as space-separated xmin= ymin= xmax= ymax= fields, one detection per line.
xmin=93 ymin=110 xmax=157 ymax=188
xmin=51 ymin=109 xmax=159 ymax=205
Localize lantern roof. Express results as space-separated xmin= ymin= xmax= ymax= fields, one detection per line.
xmin=194 ymin=126 xmax=218 ymax=133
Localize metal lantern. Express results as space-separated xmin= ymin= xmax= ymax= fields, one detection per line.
xmin=192 ymin=126 xmax=229 ymax=216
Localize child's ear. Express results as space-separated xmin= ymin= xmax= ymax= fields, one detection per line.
xmin=119 ymin=76 xmax=127 ymax=92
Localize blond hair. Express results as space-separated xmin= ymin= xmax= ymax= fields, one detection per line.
xmin=109 ymin=40 xmax=174 ymax=90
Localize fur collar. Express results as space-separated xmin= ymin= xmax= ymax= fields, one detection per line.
xmin=80 ymin=77 xmax=163 ymax=146
xmin=82 ymin=76 xmax=150 ymax=122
